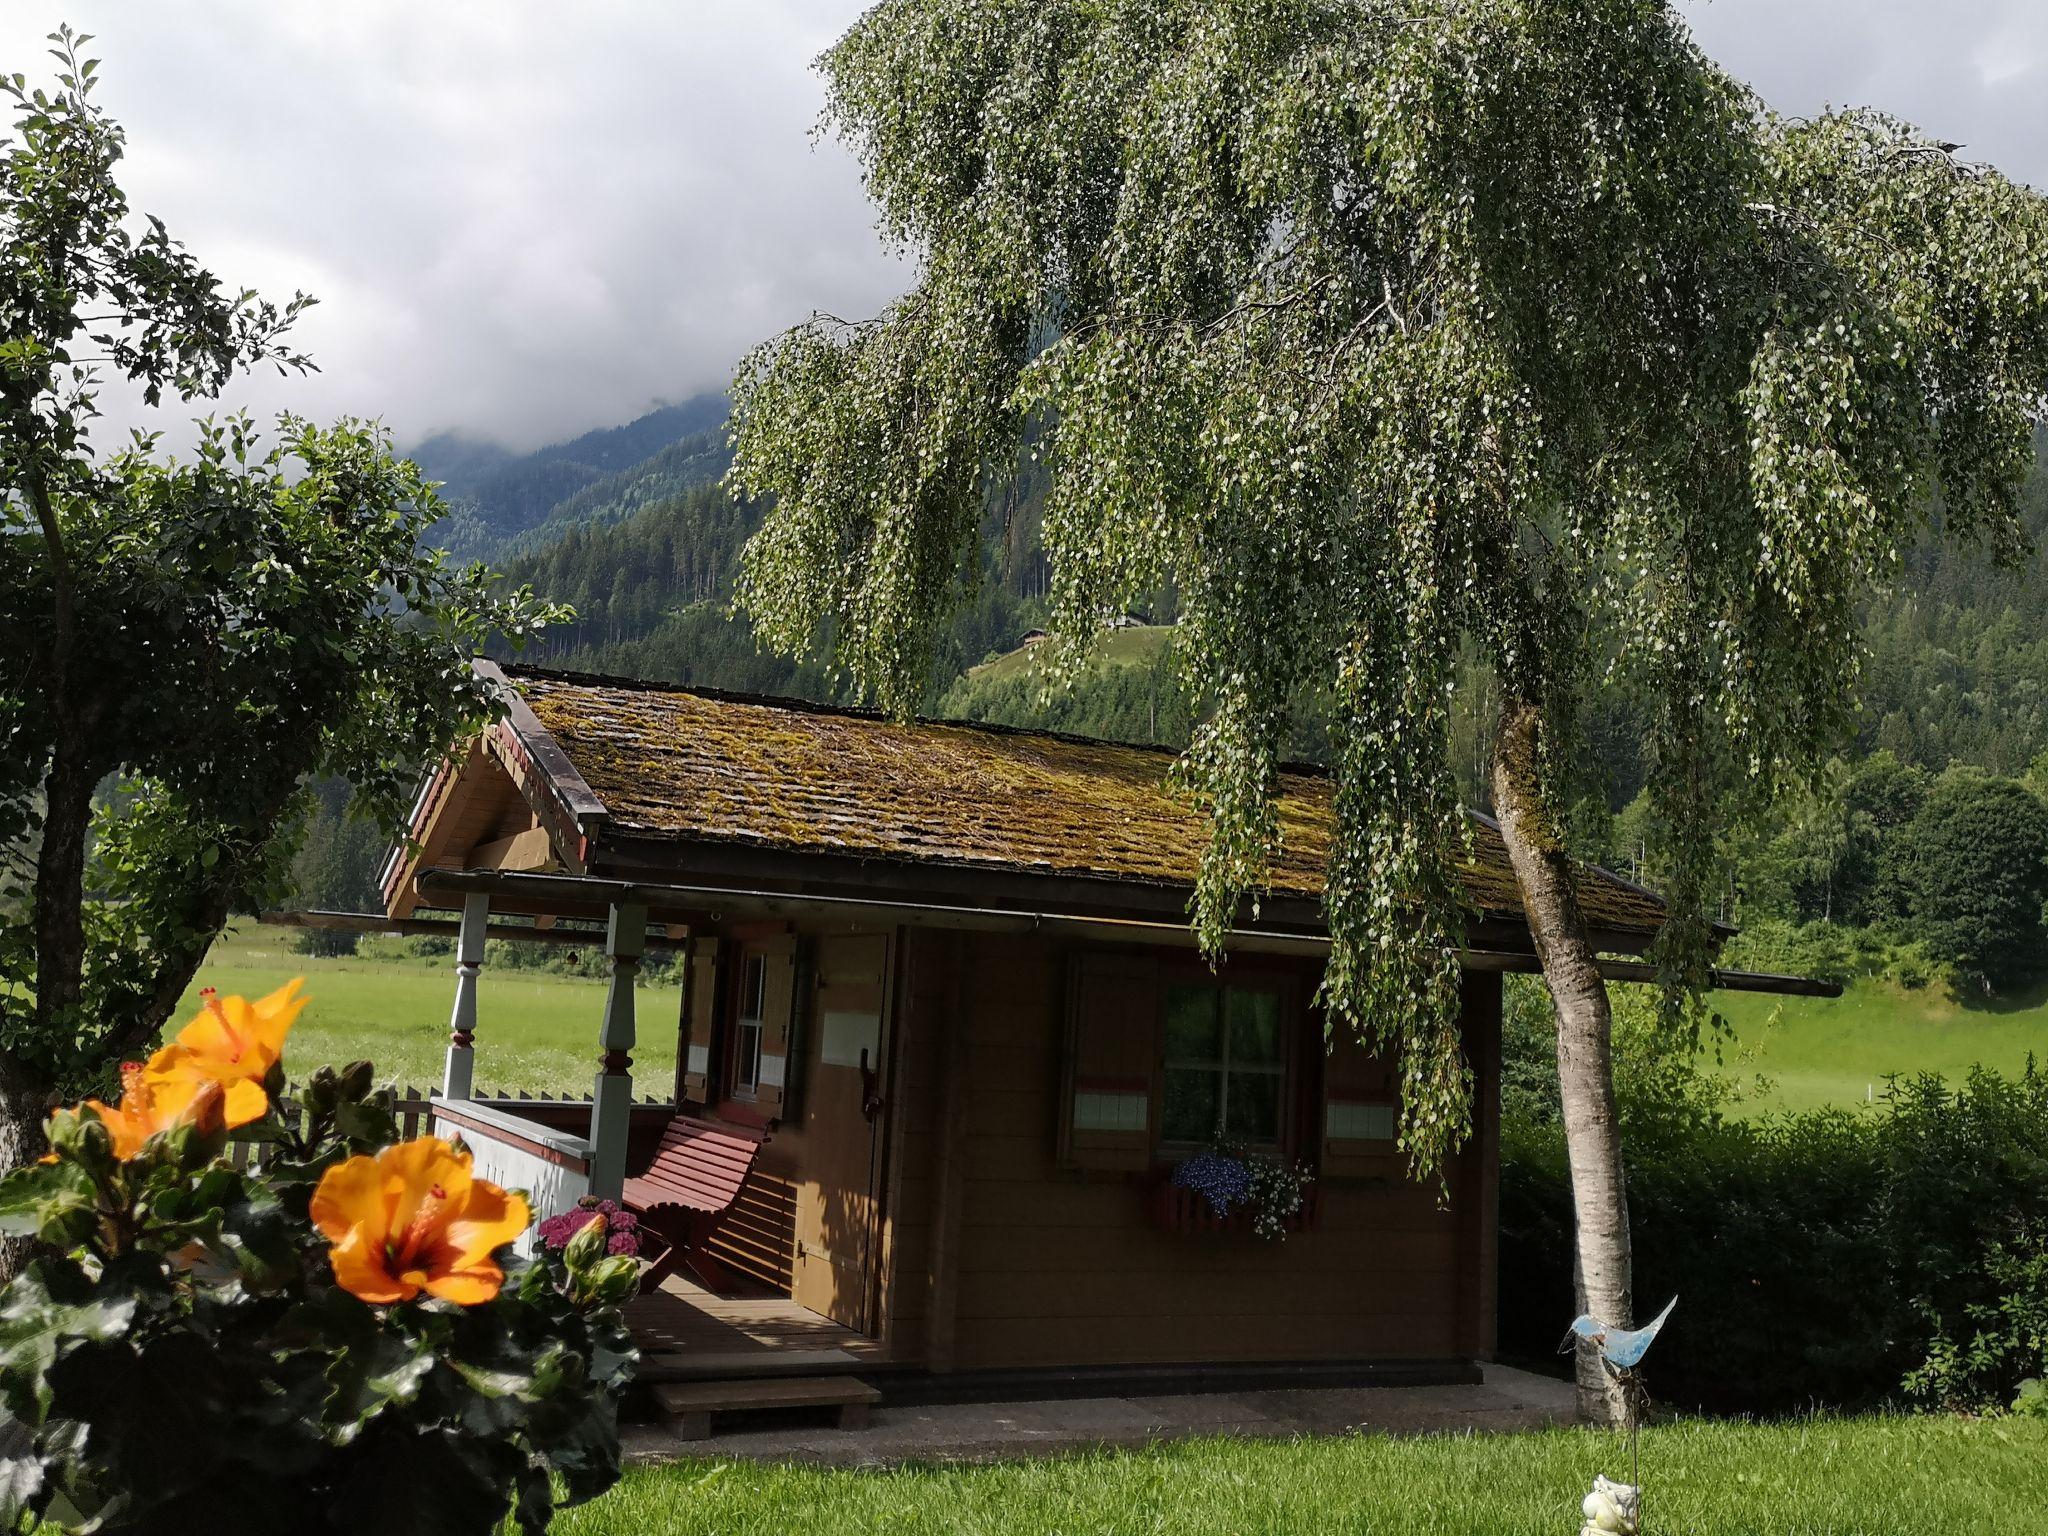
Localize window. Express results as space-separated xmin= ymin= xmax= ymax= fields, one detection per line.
xmin=732 ymin=952 xmax=767 ymax=1097
xmin=1160 ymin=982 xmax=1286 ymax=1147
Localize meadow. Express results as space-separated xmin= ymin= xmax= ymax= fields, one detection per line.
xmin=553 ymin=1416 xmax=2048 ymax=1535
xmin=184 ymin=922 xmax=2045 ymax=1114
xmin=1705 ymin=975 xmax=2048 ymax=1116
xmin=180 ymin=923 xmax=672 ymax=1098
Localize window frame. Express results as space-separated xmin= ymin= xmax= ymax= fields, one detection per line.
xmin=729 ymin=949 xmax=769 ymax=1101
xmin=1155 ymin=969 xmax=1300 ymax=1156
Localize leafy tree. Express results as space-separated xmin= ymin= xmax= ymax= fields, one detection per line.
xmin=0 ymin=36 xmax=558 ymax=1207
xmin=726 ymin=0 xmax=2048 ymax=1418
xmin=1893 ymin=770 xmax=2048 ymax=991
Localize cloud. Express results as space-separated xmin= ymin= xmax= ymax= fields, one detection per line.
xmin=0 ymin=1 xmax=904 ymax=451
xmin=3 ymin=3 xmax=2042 ymax=453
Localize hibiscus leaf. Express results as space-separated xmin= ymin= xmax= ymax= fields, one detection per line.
xmin=0 ymin=1161 xmax=94 ymax=1240
xmin=324 ymin=1329 xmax=435 ymax=1442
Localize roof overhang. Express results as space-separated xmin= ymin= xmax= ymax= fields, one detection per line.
xmin=398 ymin=868 xmax=1840 ymax=997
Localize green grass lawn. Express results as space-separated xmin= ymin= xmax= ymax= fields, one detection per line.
xmin=178 ymin=923 xmax=678 ymax=1098
xmin=1704 ymin=975 xmax=2048 ymax=1116
xmin=553 ymin=1416 xmax=2047 ymax=1535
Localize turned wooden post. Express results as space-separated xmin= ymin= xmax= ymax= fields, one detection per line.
xmin=587 ymin=901 xmax=646 ymax=1199
xmin=441 ymin=892 xmax=490 ymax=1101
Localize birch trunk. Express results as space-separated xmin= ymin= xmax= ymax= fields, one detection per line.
xmin=1491 ymin=694 xmax=1635 ymax=1426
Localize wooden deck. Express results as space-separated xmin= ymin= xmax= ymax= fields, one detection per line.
xmin=629 ymin=1275 xmax=887 ymax=1382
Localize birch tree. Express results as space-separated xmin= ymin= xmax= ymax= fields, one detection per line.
xmin=726 ymin=0 xmax=2048 ymax=1420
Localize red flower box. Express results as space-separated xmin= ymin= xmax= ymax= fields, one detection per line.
xmin=1144 ymin=1176 xmax=1319 ymax=1235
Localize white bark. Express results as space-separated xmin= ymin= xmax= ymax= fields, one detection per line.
xmin=1492 ymin=696 xmax=1635 ymax=1426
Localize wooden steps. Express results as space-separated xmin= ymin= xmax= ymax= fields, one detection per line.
xmin=640 ymin=1346 xmax=862 ymax=1381
xmin=654 ymin=1375 xmax=882 ymax=1441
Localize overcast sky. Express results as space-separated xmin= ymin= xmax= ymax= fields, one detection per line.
xmin=2 ymin=1 xmax=2044 ymax=454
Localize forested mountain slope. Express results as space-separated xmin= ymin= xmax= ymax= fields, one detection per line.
xmin=411 ymin=392 xmax=730 ymax=559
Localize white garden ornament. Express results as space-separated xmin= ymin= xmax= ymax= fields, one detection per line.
xmin=1579 ymin=1475 xmax=1640 ymax=1536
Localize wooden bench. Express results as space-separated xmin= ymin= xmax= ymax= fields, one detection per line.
xmin=623 ymin=1114 xmax=769 ymax=1292
xmin=653 ymin=1377 xmax=881 ymax=1441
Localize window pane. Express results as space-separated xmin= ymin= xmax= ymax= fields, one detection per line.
xmin=1162 ymin=1067 xmax=1222 ymax=1144
xmin=736 ymin=1020 xmax=762 ymax=1091
xmin=1227 ymin=989 xmax=1282 ymax=1064
xmin=1224 ymin=1070 xmax=1282 ymax=1143
xmin=742 ymin=955 xmax=766 ymax=1021
xmin=1164 ymin=985 xmax=1223 ymax=1062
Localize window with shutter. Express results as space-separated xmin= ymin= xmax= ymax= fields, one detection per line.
xmin=678 ymin=935 xmax=721 ymax=1104
xmin=747 ymin=935 xmax=800 ymax=1116
xmin=1057 ymin=952 xmax=1159 ymax=1171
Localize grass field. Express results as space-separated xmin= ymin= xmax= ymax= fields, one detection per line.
xmin=179 ymin=923 xmax=675 ymax=1097
xmin=551 ymin=1416 xmax=2048 ymax=1535
xmin=182 ymin=925 xmax=2047 ymax=1112
xmin=1704 ymin=975 xmax=2048 ymax=1116
xmin=963 ymin=624 xmax=1173 ymax=683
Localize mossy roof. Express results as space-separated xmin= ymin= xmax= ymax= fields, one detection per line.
xmin=502 ymin=664 xmax=1667 ymax=935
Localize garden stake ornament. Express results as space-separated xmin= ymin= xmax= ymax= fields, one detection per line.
xmin=1562 ymin=1297 xmax=1678 ymax=1534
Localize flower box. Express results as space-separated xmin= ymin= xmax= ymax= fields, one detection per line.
xmin=1144 ymin=1175 xmax=1320 ymax=1235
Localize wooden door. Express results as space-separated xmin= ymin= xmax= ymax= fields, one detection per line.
xmin=791 ymin=931 xmax=891 ymax=1331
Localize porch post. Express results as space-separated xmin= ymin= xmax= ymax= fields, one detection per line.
xmin=587 ymin=900 xmax=646 ymax=1200
xmin=442 ymin=891 xmax=490 ymax=1101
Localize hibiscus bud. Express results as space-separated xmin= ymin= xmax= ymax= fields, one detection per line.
xmin=336 ymin=1060 xmax=375 ymax=1102
xmin=563 ymin=1211 xmax=608 ymax=1273
xmin=581 ymin=1254 xmax=641 ymax=1306
xmin=300 ymin=1067 xmax=338 ymax=1115
xmin=46 ymin=1105 xmax=112 ymax=1170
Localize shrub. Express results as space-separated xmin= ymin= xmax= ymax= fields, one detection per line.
xmin=290 ymin=925 xmax=359 ymax=958
xmin=1500 ymin=1062 xmax=2048 ymax=1414
xmin=0 ymin=982 xmax=638 ymax=1534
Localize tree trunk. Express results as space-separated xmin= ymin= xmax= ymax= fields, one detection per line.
xmin=1490 ymin=694 xmax=1635 ymax=1427
xmin=0 ymin=1054 xmax=53 ymax=1282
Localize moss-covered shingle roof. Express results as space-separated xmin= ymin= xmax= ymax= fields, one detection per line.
xmin=501 ymin=664 xmax=1666 ymax=936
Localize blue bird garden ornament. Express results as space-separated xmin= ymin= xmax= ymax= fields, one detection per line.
xmin=1569 ymin=1295 xmax=1678 ymax=1373
xmin=1562 ymin=1297 xmax=1677 ymax=1535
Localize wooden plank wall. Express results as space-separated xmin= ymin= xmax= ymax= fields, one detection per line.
xmin=935 ymin=931 xmax=1492 ymax=1371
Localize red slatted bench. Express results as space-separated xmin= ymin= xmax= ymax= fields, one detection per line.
xmin=622 ymin=1114 xmax=770 ymax=1292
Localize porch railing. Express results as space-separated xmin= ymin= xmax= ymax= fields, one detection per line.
xmin=224 ymin=1083 xmax=674 ymax=1171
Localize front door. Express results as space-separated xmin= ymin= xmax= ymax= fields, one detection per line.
xmin=791 ymin=931 xmax=891 ymax=1331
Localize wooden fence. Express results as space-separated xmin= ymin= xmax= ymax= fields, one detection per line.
xmin=225 ymin=1083 xmax=674 ymax=1170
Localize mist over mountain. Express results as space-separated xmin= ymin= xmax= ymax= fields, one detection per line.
xmin=410 ymin=392 xmax=731 ymax=559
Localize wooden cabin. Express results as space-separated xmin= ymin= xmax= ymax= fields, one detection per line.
xmin=367 ymin=659 xmax=1822 ymax=1390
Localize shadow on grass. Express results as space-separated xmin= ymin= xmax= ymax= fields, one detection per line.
xmin=1950 ymin=971 xmax=2048 ymax=1016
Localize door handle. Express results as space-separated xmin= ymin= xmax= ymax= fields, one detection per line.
xmin=858 ymin=1047 xmax=884 ymax=1122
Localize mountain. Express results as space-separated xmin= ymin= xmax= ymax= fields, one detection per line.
xmin=410 ymin=393 xmax=731 ymax=560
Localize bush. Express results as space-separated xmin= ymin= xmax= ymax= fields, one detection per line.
xmin=0 ymin=982 xmax=638 ymax=1534
xmin=290 ymin=925 xmax=359 ymax=959
xmin=1500 ymin=1062 xmax=2048 ymax=1415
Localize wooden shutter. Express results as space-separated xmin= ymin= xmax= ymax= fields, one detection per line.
xmin=678 ymin=936 xmax=721 ymax=1105
xmin=1057 ymin=952 xmax=1159 ymax=1172
xmin=1320 ymin=1014 xmax=1401 ymax=1179
xmin=753 ymin=935 xmax=800 ymax=1116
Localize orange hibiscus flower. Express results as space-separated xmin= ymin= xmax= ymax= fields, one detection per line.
xmin=310 ymin=1136 xmax=531 ymax=1306
xmin=49 ymin=1063 xmax=229 ymax=1161
xmin=150 ymin=979 xmax=308 ymax=1129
